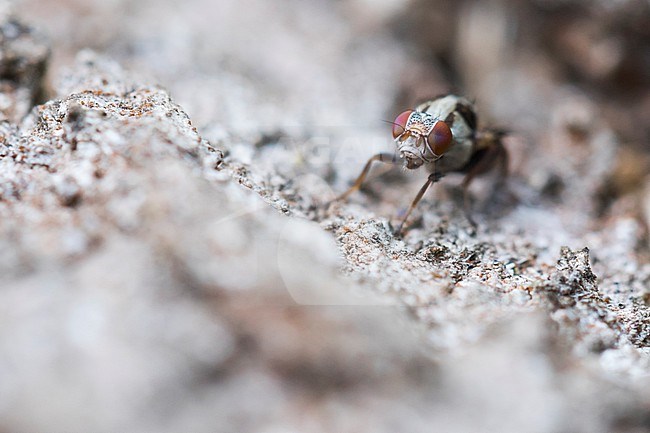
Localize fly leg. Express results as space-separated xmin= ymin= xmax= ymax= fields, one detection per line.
xmin=395 ymin=170 xmax=444 ymax=237
xmin=461 ymin=131 xmax=508 ymax=226
xmin=332 ymin=152 xmax=400 ymax=202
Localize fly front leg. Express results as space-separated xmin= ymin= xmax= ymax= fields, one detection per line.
xmin=333 ymin=152 xmax=400 ymax=202
xmin=395 ymin=170 xmax=444 ymax=237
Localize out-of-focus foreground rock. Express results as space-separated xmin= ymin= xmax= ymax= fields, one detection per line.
xmin=1 ymin=1 xmax=650 ymax=432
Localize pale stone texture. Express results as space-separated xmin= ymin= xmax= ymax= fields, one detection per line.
xmin=1 ymin=1 xmax=650 ymax=432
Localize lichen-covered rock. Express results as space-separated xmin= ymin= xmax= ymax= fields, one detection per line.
xmin=1 ymin=1 xmax=650 ymax=432
xmin=0 ymin=52 xmax=444 ymax=433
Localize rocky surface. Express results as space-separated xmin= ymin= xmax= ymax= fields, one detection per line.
xmin=1 ymin=1 xmax=650 ymax=432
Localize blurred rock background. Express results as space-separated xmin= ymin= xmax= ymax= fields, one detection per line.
xmin=1 ymin=0 xmax=650 ymax=432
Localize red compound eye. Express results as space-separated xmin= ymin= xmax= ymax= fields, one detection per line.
xmin=427 ymin=121 xmax=453 ymax=155
xmin=392 ymin=110 xmax=413 ymax=139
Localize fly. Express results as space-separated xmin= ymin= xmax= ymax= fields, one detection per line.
xmin=333 ymin=94 xmax=508 ymax=236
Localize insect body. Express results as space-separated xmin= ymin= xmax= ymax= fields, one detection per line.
xmin=335 ymin=94 xmax=508 ymax=235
